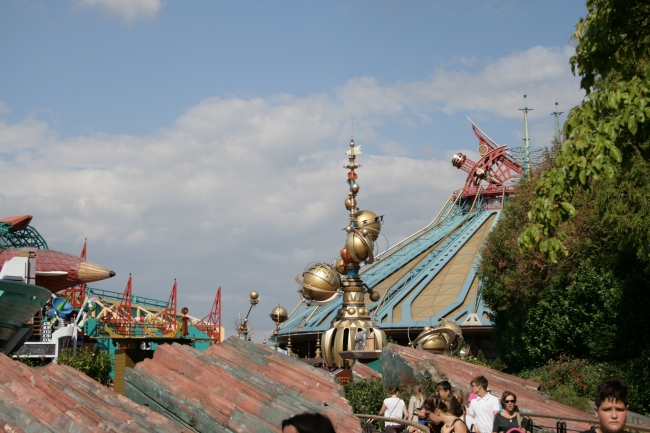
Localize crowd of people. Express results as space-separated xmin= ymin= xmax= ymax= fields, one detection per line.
xmin=280 ymin=377 xmax=631 ymax=433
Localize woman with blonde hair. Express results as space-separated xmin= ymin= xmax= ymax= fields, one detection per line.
xmin=408 ymin=385 xmax=426 ymax=426
xmin=451 ymin=388 xmax=477 ymax=432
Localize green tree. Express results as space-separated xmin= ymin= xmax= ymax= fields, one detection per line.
xmin=57 ymin=347 xmax=113 ymax=384
xmin=519 ymin=0 xmax=650 ymax=261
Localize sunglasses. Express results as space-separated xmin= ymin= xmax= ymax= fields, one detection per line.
xmin=504 ymin=400 xmax=516 ymax=403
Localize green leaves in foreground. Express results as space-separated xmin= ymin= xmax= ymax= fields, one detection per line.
xmin=519 ymin=72 xmax=650 ymax=261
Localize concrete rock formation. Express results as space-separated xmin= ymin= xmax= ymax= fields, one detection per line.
xmin=0 ymin=353 xmax=189 ymax=432
xmin=125 ymin=336 xmax=362 ymax=432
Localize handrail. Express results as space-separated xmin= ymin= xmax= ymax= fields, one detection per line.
xmin=521 ymin=411 xmax=650 ymax=432
xmin=355 ymin=414 xmax=429 ymax=432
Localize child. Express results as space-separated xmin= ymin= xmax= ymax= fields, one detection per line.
xmin=580 ymin=379 xmax=629 ymax=433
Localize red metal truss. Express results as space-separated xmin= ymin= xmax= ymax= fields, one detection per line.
xmin=116 ymin=275 xmax=133 ymax=321
xmin=195 ymin=287 xmax=222 ymax=344
xmin=452 ymin=124 xmax=524 ymax=201
xmin=159 ymin=280 xmax=178 ymax=334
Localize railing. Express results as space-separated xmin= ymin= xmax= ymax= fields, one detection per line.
xmin=521 ymin=412 xmax=650 ymax=433
xmin=355 ymin=414 xmax=429 ymax=432
xmin=355 ymin=413 xmax=650 ymax=433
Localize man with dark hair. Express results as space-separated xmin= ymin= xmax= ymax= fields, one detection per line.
xmin=580 ymin=379 xmax=629 ymax=433
xmin=282 ymin=413 xmax=337 ymax=433
xmin=436 ymin=380 xmax=452 ymax=399
xmin=468 ymin=375 xmax=499 ymax=433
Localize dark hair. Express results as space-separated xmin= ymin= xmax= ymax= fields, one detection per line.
xmin=281 ymin=413 xmax=337 ymax=433
xmin=388 ymin=385 xmax=400 ymax=395
xmin=436 ymin=381 xmax=452 ymax=392
xmin=424 ymin=393 xmax=462 ymax=416
xmin=470 ymin=376 xmax=488 ymax=391
xmin=595 ymin=379 xmax=628 ymax=407
xmin=500 ymin=391 xmax=517 ymax=407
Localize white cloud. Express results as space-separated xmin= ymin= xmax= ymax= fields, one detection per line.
xmin=74 ymin=0 xmax=164 ymax=23
xmin=336 ymin=46 xmax=584 ymax=121
xmin=0 ymin=45 xmax=581 ymax=339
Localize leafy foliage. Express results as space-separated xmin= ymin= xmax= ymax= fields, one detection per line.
xmin=343 ymin=378 xmax=385 ymax=428
xmin=482 ymin=147 xmax=650 ymax=369
xmin=518 ymin=355 xmax=650 ymax=415
xmin=519 ymin=0 xmax=650 ymax=261
xmin=57 ymin=347 xmax=113 ymax=384
xmin=343 ymin=375 xmax=440 ymax=429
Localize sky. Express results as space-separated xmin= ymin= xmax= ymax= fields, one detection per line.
xmin=0 ymin=0 xmax=588 ymax=342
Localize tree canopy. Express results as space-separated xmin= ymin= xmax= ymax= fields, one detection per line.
xmin=519 ymin=0 xmax=650 ymax=262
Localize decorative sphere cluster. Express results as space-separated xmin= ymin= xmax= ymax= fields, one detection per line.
xmin=295 ymin=138 xmax=382 ymax=306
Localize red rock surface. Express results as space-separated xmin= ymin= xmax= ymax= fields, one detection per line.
xmin=125 ymin=336 xmax=362 ymax=432
xmin=0 ymin=353 xmax=189 ymax=432
xmin=381 ymin=344 xmax=645 ymax=433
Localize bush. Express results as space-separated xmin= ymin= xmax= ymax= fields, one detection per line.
xmin=343 ymin=378 xmax=385 ymax=429
xmin=57 ymin=347 xmax=113 ymax=384
xmin=343 ymin=375 xmax=440 ymax=430
xmin=518 ymin=356 xmax=650 ymax=416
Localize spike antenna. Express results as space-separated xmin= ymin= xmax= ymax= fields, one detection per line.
xmin=518 ymin=95 xmax=532 ymax=176
xmin=551 ymin=101 xmax=564 ymax=143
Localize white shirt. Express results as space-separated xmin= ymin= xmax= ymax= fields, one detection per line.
xmin=383 ymin=397 xmax=405 ymax=426
xmin=467 ymin=392 xmax=500 ymax=433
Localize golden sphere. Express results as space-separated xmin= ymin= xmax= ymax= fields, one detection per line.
xmin=350 ymin=183 xmax=359 ymax=193
xmin=423 ymin=326 xmax=432 ymax=331
xmin=422 ymin=334 xmax=448 ymax=350
xmin=355 ymin=210 xmax=381 ymax=240
xmin=435 ymin=321 xmax=463 ymax=348
xmin=347 ymin=307 xmax=356 ymax=315
xmin=436 ymin=320 xmax=461 ymax=335
xmin=369 ymin=291 xmax=380 ymax=302
xmin=270 ymin=305 xmax=288 ymax=324
xmin=358 ymin=307 xmax=367 ymax=316
xmin=300 ymin=263 xmax=340 ymax=303
xmin=345 ymin=196 xmax=357 ymax=210
xmin=249 ymin=291 xmax=259 ymax=300
xmin=346 ymin=231 xmax=374 ymax=262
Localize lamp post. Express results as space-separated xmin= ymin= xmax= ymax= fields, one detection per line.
xmin=242 ymin=291 xmax=258 ymax=342
xmin=270 ymin=304 xmax=288 ymax=351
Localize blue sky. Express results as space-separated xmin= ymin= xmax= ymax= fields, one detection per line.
xmin=1 ymin=0 xmax=588 ymax=341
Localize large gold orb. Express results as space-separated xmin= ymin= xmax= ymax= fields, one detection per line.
xmin=355 ymin=210 xmax=381 ymax=240
xmin=369 ymin=291 xmax=380 ymax=302
xmin=300 ymin=263 xmax=340 ymax=303
xmin=345 ymin=231 xmax=374 ymax=262
xmin=422 ymin=334 xmax=448 ymax=350
xmin=436 ymin=321 xmax=463 ymax=348
xmin=270 ymin=305 xmax=288 ymax=324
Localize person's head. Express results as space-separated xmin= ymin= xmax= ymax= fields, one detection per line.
xmin=470 ymin=376 xmax=488 ymax=394
xmin=451 ymin=388 xmax=466 ymax=407
xmin=424 ymin=394 xmax=461 ymax=424
xmin=413 ymin=384 xmax=424 ymax=399
xmin=500 ymin=391 xmax=517 ymax=411
xmin=593 ymin=379 xmax=629 ymax=433
xmin=436 ymin=380 xmax=452 ymax=398
xmin=388 ymin=385 xmax=400 ymax=396
xmin=281 ymin=413 xmax=337 ymax=433
xmin=446 ymin=395 xmax=464 ymax=417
